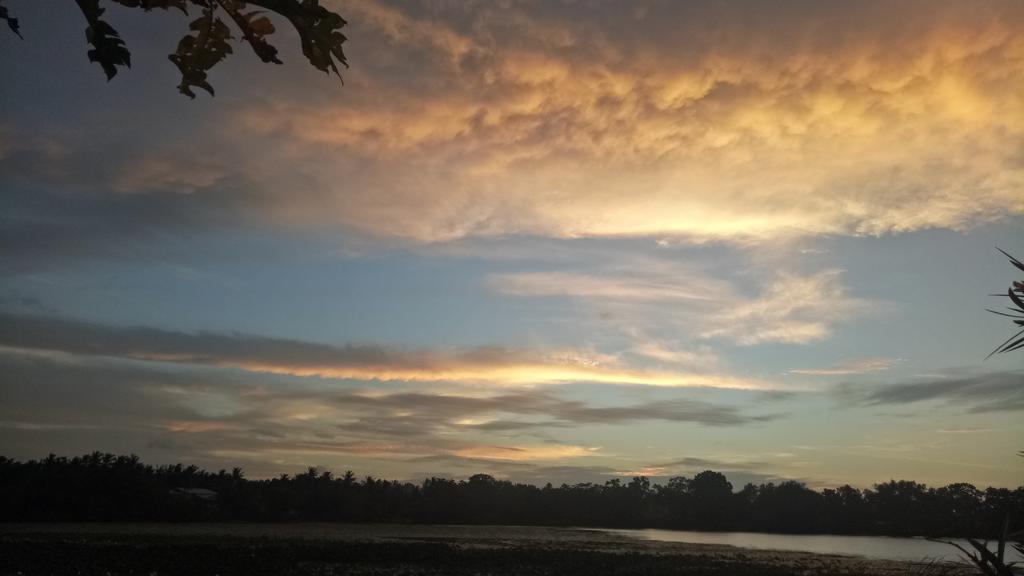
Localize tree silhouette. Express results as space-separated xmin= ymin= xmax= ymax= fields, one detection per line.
xmin=1 ymin=453 xmax=1022 ymax=538
xmin=0 ymin=0 xmax=347 ymax=98
xmin=987 ymin=248 xmax=1024 ymax=357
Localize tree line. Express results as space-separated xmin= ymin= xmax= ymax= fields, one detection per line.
xmin=1 ymin=453 xmax=1021 ymax=539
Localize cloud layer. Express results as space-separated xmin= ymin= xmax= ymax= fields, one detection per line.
xmin=0 ymin=311 xmax=773 ymax=389
xmin=493 ymin=264 xmax=870 ymax=347
xmin=0 ymin=349 xmax=775 ymax=479
xmin=3 ymin=0 xmax=1020 ymax=250
xmin=790 ymin=358 xmax=898 ymax=376
xmin=227 ymin=0 xmax=1023 ymax=242
xmin=840 ymin=370 xmax=1024 ymax=413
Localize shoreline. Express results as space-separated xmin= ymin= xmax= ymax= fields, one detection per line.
xmin=0 ymin=523 xmax=979 ymax=576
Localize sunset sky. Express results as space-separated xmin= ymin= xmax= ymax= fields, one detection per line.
xmin=0 ymin=0 xmax=1021 ymax=489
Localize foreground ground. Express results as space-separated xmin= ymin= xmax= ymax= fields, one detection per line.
xmin=0 ymin=523 xmax=976 ymax=576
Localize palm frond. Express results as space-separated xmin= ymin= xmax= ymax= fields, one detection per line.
xmin=988 ymin=248 xmax=1024 ymax=358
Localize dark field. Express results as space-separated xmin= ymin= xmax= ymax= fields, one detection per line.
xmin=0 ymin=524 xmax=975 ymax=576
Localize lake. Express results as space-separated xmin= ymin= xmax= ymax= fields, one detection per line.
xmin=3 ymin=523 xmax=1020 ymax=568
xmin=598 ymin=528 xmax=1024 ymax=563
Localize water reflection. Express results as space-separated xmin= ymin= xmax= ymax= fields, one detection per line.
xmin=599 ymin=529 xmax=1024 ymax=563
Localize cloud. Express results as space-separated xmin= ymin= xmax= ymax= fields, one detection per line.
xmin=4 ymin=1 xmax=1021 ymax=256
xmin=112 ymin=155 xmax=229 ymax=195
xmin=839 ymin=370 xmax=1024 ymax=413
xmin=0 ymin=173 xmax=248 ymax=276
xmin=701 ymin=270 xmax=870 ymax=345
xmin=223 ymin=0 xmax=1023 ymax=243
xmin=492 ymin=264 xmax=870 ymax=347
xmin=328 ymin=390 xmax=772 ymax=433
xmin=451 ymin=444 xmax=597 ymax=462
xmin=491 ymin=271 xmax=725 ymax=302
xmin=790 ymin=357 xmax=899 ymax=376
xmin=0 ymin=310 xmax=775 ymax=389
xmin=937 ymin=427 xmax=995 ymax=435
xmin=0 ymin=349 xmax=774 ymax=478
xmin=626 ymin=336 xmax=720 ymax=371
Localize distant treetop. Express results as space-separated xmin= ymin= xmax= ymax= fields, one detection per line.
xmin=0 ymin=0 xmax=348 ymax=98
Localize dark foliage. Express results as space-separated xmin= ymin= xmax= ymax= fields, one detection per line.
xmin=1 ymin=453 xmax=1022 ymax=539
xmin=0 ymin=0 xmax=347 ymax=97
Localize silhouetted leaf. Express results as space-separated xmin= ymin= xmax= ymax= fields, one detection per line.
xmin=0 ymin=1 xmax=21 ymax=39
xmin=109 ymin=0 xmax=188 ymax=13
xmin=168 ymin=7 xmax=234 ymax=98
xmin=987 ymin=328 xmax=1024 ymax=359
xmin=986 ymin=309 xmax=1024 ymax=319
xmin=252 ymin=0 xmax=348 ymax=78
xmin=219 ymin=1 xmax=282 ymax=64
xmin=1008 ymin=286 xmax=1024 ymax=311
xmin=987 ymin=249 xmax=1024 ymax=357
xmin=1002 ymin=334 xmax=1024 ymax=352
xmin=997 ymin=247 xmax=1024 ymax=273
xmin=17 ymin=0 xmax=349 ymax=96
xmin=75 ymin=0 xmax=132 ymax=80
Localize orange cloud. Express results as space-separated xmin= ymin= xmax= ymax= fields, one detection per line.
xmin=227 ymin=0 xmax=1022 ymax=243
xmin=234 ymin=360 xmax=774 ymax=390
xmin=451 ymin=444 xmax=597 ymax=462
xmin=213 ymin=441 xmax=596 ymax=463
xmin=0 ymin=312 xmax=779 ymax=390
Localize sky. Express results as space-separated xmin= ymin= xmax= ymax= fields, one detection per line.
xmin=0 ymin=0 xmax=1022 ymax=490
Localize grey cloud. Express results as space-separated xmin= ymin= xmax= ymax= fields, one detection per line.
xmin=326 ymin=390 xmax=772 ymax=435
xmin=506 ymin=465 xmax=622 ymax=486
xmin=0 ymin=310 xmax=774 ymax=454
xmin=656 ymin=456 xmax=746 ymax=469
xmin=0 ymin=351 xmax=457 ymax=468
xmin=0 ymin=181 xmax=253 ymax=277
xmin=0 ymin=310 xmax=515 ymax=373
xmin=0 ymin=352 xmax=203 ymax=429
xmin=0 ymin=353 xmax=247 ymax=463
xmin=558 ymin=400 xmax=772 ymax=426
xmin=653 ymin=456 xmax=776 ymax=474
xmin=839 ymin=371 xmax=1024 ymax=413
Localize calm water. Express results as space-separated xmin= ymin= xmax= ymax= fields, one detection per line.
xmin=599 ymin=528 xmax=1024 ymax=563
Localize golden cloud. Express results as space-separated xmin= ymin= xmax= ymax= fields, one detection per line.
xmin=234 ymin=359 xmax=774 ymax=389
xmin=451 ymin=444 xmax=597 ymax=462
xmin=0 ymin=312 xmax=778 ymax=390
xmin=228 ymin=0 xmax=1023 ymax=243
xmin=789 ymin=358 xmax=899 ymax=376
